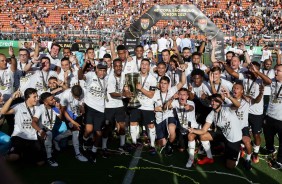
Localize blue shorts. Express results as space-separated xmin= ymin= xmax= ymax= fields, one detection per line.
xmin=155 ymin=117 xmax=177 ymax=140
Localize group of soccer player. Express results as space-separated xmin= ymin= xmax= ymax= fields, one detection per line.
xmin=0 ymin=37 xmax=282 ymax=170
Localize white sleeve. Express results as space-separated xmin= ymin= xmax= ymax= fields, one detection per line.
xmin=171 ymin=100 xmax=178 ymax=108
xmin=60 ymin=93 xmax=68 ymax=107
xmin=107 ymin=78 xmax=116 ymax=93
xmin=33 ymin=106 xmax=43 ymax=119
xmin=205 ymin=111 xmax=214 ymax=124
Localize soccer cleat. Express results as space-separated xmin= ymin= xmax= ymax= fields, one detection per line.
xmin=53 ymin=140 xmax=61 ymax=151
xmin=89 ymin=152 xmax=97 ymax=163
xmin=149 ymin=147 xmax=157 ymax=156
xmin=244 ymin=160 xmax=252 ymax=170
xmin=269 ymin=159 xmax=282 ymax=170
xmin=251 ymin=153 xmax=259 ymax=163
xmin=240 ymin=147 xmax=245 ymax=158
xmin=165 ymin=144 xmax=173 ymax=156
xmin=186 ymin=159 xmax=194 ymax=168
xmin=75 ymin=153 xmax=88 ymax=162
xmin=47 ymin=157 xmax=58 ymax=167
xmin=197 ymin=157 xmax=214 ymax=165
xmin=102 ymin=149 xmax=110 ymax=159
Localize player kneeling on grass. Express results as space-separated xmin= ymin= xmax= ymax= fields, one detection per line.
xmin=170 ymin=88 xmax=201 ymax=168
xmin=32 ymin=92 xmax=67 ymax=167
xmin=189 ymin=93 xmax=242 ymax=169
xmin=1 ymin=88 xmax=45 ymax=166
xmin=59 ymin=85 xmax=88 ymax=162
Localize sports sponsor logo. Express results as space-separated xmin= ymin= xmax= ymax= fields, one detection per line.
xmin=141 ymin=18 xmax=150 ymax=30
xmin=197 ymin=18 xmax=208 ymax=31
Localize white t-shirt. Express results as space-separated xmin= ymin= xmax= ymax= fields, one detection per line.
xmin=186 ymin=62 xmax=207 ymax=81
xmin=157 ymin=37 xmax=168 ymax=52
xmin=261 ymin=50 xmax=272 ymax=62
xmin=84 ymin=71 xmax=107 ymax=112
xmin=266 ymin=78 xmax=282 ymax=121
xmin=152 ymin=86 xmax=178 ymax=124
xmin=58 ymin=68 xmax=79 ymax=88
xmin=11 ymin=103 xmax=38 ymax=140
xmin=60 ymin=89 xmax=84 ymax=117
xmin=131 ymin=56 xmax=142 ymax=71
xmin=138 ymin=73 xmax=157 ymax=111
xmin=105 ymin=72 xmax=124 ymax=108
xmin=99 ymin=46 xmax=107 ymax=59
xmin=243 ymin=78 xmax=263 ymax=115
xmin=210 ymin=79 xmax=233 ymax=95
xmin=260 ymin=69 xmax=275 ymax=95
xmin=192 ymin=82 xmax=212 ymax=107
xmin=234 ymin=98 xmax=250 ymax=128
xmin=172 ymin=100 xmax=198 ymax=129
xmin=44 ymin=52 xmax=61 ymax=70
xmin=34 ymin=104 xmax=60 ymax=130
xmin=122 ymin=60 xmax=138 ymax=74
xmin=223 ymin=67 xmax=247 ymax=83
xmin=22 ymin=70 xmax=58 ymax=95
xmin=0 ymin=67 xmax=14 ymax=102
xmin=206 ymin=106 xmax=242 ymax=142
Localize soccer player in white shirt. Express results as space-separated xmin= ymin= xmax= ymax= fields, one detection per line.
xmin=32 ymin=92 xmax=64 ymax=167
xmin=129 ymin=58 xmax=157 ymax=154
xmin=59 ymin=85 xmax=88 ymax=162
xmin=209 ymin=66 xmax=233 ymax=95
xmin=22 ymin=57 xmax=58 ymax=95
xmin=132 ymin=45 xmax=144 ymax=71
xmin=58 ymin=57 xmax=79 ymax=88
xmin=189 ymin=93 xmax=241 ymax=169
xmin=260 ymin=59 xmax=275 ymax=114
xmin=105 ymin=59 xmax=131 ymax=153
xmin=110 ymin=38 xmax=138 ymax=74
xmin=1 ymin=88 xmax=44 ymax=166
xmin=225 ymin=61 xmax=271 ymax=163
xmin=0 ymin=50 xmax=17 ymax=102
xmin=170 ymin=88 xmax=199 ymax=168
xmin=189 ymin=69 xmax=212 ymax=126
xmin=232 ymin=82 xmax=264 ymax=170
xmin=44 ymin=43 xmax=61 ymax=72
xmin=152 ymin=68 xmax=186 ymax=156
xmin=265 ymin=64 xmax=282 ymax=169
xmin=78 ymin=61 xmax=108 ymax=163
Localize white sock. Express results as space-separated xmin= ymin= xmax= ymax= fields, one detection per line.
xmin=92 ymin=145 xmax=97 ymax=153
xmin=253 ymin=145 xmax=260 ymax=153
xmin=136 ymin=126 xmax=140 ymax=139
xmin=246 ymin=154 xmax=251 ymax=161
xmin=72 ymin=131 xmax=80 ymax=155
xmin=45 ymin=131 xmax=53 ymax=159
xmin=102 ymin=137 xmax=108 ymax=149
xmin=55 ymin=130 xmax=72 ymax=141
xmin=149 ymin=127 xmax=156 ymax=147
xmin=130 ymin=125 xmax=138 ymax=144
xmin=201 ymin=141 xmax=213 ymax=159
xmin=188 ymin=140 xmax=196 ymax=161
xmin=120 ymin=135 xmax=125 ymax=147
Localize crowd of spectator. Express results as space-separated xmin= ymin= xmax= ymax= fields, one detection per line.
xmin=0 ymin=0 xmax=281 ymax=44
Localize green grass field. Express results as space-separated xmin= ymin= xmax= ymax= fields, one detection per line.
xmin=5 ymin=133 xmax=281 ymax=184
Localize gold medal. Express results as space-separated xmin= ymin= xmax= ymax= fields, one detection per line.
xmin=273 ymin=98 xmax=278 ymax=103
xmin=0 ymin=86 xmax=6 ymax=90
xmin=43 ymin=87 xmax=47 ymax=91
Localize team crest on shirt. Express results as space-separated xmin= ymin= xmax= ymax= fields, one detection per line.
xmin=141 ymin=18 xmax=150 ymax=30
xmin=197 ymin=17 xmax=208 ymax=31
